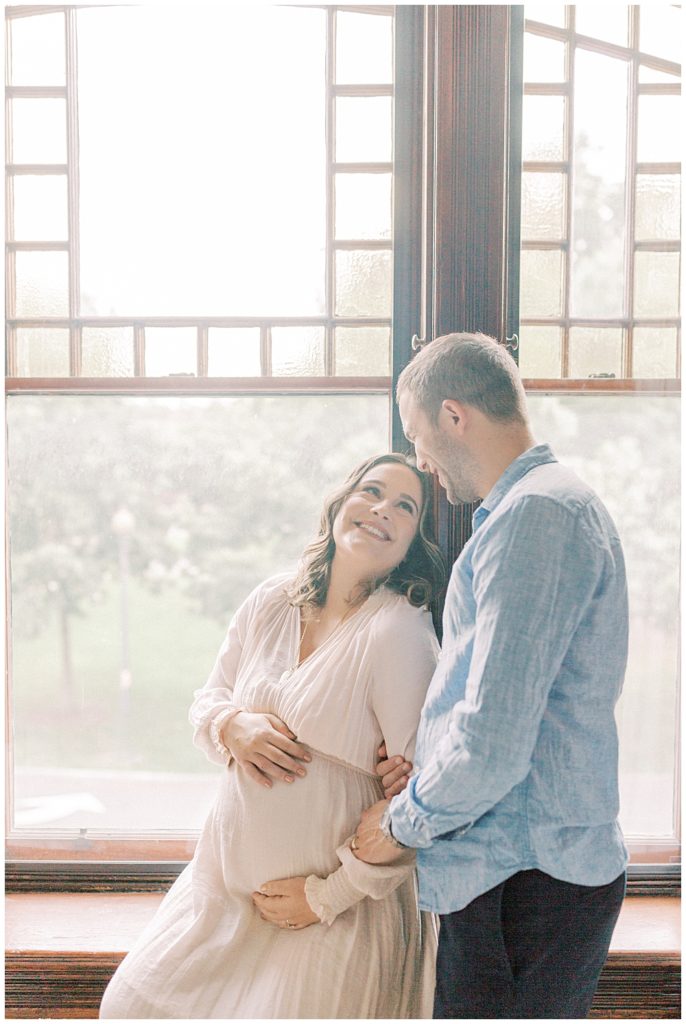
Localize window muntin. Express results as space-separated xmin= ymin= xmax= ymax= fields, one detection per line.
xmin=520 ymin=5 xmax=681 ymax=380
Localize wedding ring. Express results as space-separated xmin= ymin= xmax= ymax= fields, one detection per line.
xmin=286 ymin=920 xmax=297 ymax=929
xmin=351 ymin=834 xmax=360 ymax=851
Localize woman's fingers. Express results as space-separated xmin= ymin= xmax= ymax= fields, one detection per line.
xmin=242 ymin=761 xmax=273 ymax=789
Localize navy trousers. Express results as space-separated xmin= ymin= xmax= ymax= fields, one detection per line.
xmin=433 ymin=868 xmax=626 ymax=1019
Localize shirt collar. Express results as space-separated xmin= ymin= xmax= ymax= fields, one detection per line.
xmin=472 ymin=443 xmax=557 ymax=530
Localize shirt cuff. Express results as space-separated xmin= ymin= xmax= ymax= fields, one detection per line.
xmin=388 ymin=779 xmax=436 ymax=849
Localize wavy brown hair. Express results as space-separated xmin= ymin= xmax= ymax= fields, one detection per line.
xmin=286 ymin=453 xmax=446 ymax=610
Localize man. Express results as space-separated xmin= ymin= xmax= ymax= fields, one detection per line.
xmin=352 ymin=332 xmax=628 ymax=1019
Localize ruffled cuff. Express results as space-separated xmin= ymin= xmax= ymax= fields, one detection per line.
xmin=304 ymin=870 xmax=366 ymax=926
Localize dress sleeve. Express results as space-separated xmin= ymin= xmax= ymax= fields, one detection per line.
xmin=305 ymin=599 xmax=439 ymax=925
xmin=188 ymin=583 xmax=260 ymax=766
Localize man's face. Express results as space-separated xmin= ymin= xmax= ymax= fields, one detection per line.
xmin=398 ymin=391 xmax=481 ymax=505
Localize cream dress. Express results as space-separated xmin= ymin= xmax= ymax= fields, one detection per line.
xmin=100 ymin=574 xmax=439 ymax=1019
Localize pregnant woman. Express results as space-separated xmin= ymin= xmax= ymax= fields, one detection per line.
xmin=100 ymin=452 xmax=445 ymax=1019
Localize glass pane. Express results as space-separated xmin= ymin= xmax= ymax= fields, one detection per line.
xmin=635 ymin=174 xmax=680 ymax=241
xmin=523 ymin=33 xmax=566 ymax=83
xmin=7 ymin=394 xmax=388 ymax=832
xmin=632 ymin=327 xmax=679 ymax=378
xmin=336 ymin=11 xmax=392 ymax=84
xmin=10 ymin=98 xmax=67 ymax=164
xmin=524 ymin=4 xmax=566 ymax=27
xmin=521 ymin=172 xmax=566 ymax=240
xmin=145 ymin=328 xmax=197 ymax=376
xmin=527 ymin=394 xmax=680 ymax=838
xmin=639 ymin=5 xmax=684 ymax=64
xmin=9 ymin=12 xmax=66 ymax=85
xmin=575 ymin=4 xmax=629 ymax=46
xmin=519 ymin=249 xmax=564 ymax=317
xmin=271 ymin=327 xmax=325 ymax=376
xmin=637 ymin=95 xmax=682 ymax=163
xmin=570 ymin=50 xmax=628 ymax=318
xmin=335 ymin=327 xmax=390 ymax=376
xmin=12 ymin=175 xmax=68 ymax=241
xmin=335 ymin=250 xmax=392 ymax=317
xmin=208 ymin=328 xmax=261 ymax=376
xmin=634 ymin=252 xmax=681 ymax=318
xmin=15 ymin=251 xmax=69 ymax=318
xmin=521 ymin=96 xmax=565 ymax=161
xmin=639 ymin=64 xmax=680 ymax=84
xmin=568 ymin=327 xmax=623 ymax=378
xmin=518 ymin=325 xmax=562 ymax=378
xmin=335 ymin=97 xmax=393 ymax=163
xmin=81 ymin=327 xmax=135 ymax=377
xmin=77 ymin=6 xmax=327 ymax=316
xmin=335 ymin=174 xmax=392 ymax=240
xmin=16 ymin=328 xmax=70 ymax=376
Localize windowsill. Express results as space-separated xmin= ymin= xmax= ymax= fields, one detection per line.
xmin=5 ymin=893 xmax=681 ymax=1020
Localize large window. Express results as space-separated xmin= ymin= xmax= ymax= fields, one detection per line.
xmin=6 ymin=4 xmax=395 ymax=860
xmin=520 ymin=4 xmax=681 ymax=865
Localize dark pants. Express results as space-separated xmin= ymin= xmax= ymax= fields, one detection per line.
xmin=433 ymin=868 xmax=626 ymax=1019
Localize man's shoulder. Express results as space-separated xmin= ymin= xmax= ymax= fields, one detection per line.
xmin=505 ymin=459 xmax=599 ymax=516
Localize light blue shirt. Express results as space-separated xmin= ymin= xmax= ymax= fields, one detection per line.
xmin=389 ymin=444 xmax=629 ymax=913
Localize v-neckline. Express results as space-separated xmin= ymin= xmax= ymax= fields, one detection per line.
xmin=291 ymin=590 xmax=381 ymax=670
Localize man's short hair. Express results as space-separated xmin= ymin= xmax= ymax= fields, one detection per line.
xmin=397 ymin=332 xmax=528 ymax=425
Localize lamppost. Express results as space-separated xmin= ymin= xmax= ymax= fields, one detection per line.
xmin=111 ymin=507 xmax=135 ymax=719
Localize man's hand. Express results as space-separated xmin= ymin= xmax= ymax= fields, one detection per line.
xmin=222 ymin=711 xmax=311 ymax=788
xmin=251 ymin=876 xmax=320 ymax=930
xmin=351 ymin=798 xmax=407 ymax=865
xmin=376 ymin=742 xmax=413 ymax=797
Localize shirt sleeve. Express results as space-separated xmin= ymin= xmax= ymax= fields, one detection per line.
xmin=389 ymin=495 xmax=605 ymax=847
xmin=305 ymin=598 xmax=439 ymax=924
xmin=188 ymin=583 xmax=260 ymax=765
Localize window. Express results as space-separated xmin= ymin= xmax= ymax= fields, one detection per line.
xmin=520 ymin=4 xmax=681 ymax=866
xmin=6 ymin=4 xmax=396 ymax=861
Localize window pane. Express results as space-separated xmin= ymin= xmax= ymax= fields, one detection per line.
xmin=334 ymin=327 xmax=390 ymax=376
xmin=519 ymin=249 xmax=564 ymax=317
xmin=76 ymin=6 xmax=326 ymax=317
xmin=15 ymin=251 xmax=69 ymax=318
xmin=568 ymin=327 xmax=623 ymax=378
xmin=81 ymin=327 xmax=135 ymax=377
xmin=16 ymin=328 xmax=70 ymax=377
xmin=145 ymin=328 xmax=197 ymax=377
xmin=7 ymin=394 xmax=388 ymax=832
xmin=335 ymin=174 xmax=392 ymax=240
xmin=634 ymin=252 xmax=681 ymax=318
xmin=208 ymin=328 xmax=261 ymax=376
xmin=523 ymin=34 xmax=566 ymax=82
xmin=522 ymin=95 xmax=565 ymax=161
xmin=570 ymin=50 xmax=628 ymax=318
xmin=525 ymin=5 xmax=566 ymax=27
xmin=335 ymin=11 xmax=392 ymax=84
xmin=518 ymin=325 xmax=563 ymax=378
xmin=10 ymin=98 xmax=67 ymax=164
xmin=575 ymin=4 xmax=629 ymax=46
xmin=639 ymin=5 xmax=684 ymax=64
xmin=637 ymin=95 xmax=682 ymax=163
xmin=335 ymin=251 xmax=392 ymax=317
xmin=12 ymin=175 xmax=68 ymax=242
xmin=527 ymin=395 xmax=680 ymax=839
xmin=9 ymin=12 xmax=66 ymax=86
xmin=335 ymin=97 xmax=393 ymax=163
xmin=638 ymin=64 xmax=680 ymax=84
xmin=632 ymin=327 xmax=679 ymax=378
xmin=635 ymin=174 xmax=680 ymax=242
xmin=271 ymin=327 xmax=325 ymax=376
xmin=521 ymin=172 xmax=566 ymax=241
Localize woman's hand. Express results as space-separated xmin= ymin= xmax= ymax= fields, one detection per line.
xmin=252 ymin=876 xmax=320 ymax=930
xmin=222 ymin=711 xmax=311 ymax=788
xmin=376 ymin=742 xmax=413 ymax=797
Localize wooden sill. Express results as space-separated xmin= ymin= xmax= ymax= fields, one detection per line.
xmin=5 ymin=894 xmax=681 ymax=1019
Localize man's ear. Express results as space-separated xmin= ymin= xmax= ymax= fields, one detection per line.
xmin=440 ymin=398 xmax=469 ymax=434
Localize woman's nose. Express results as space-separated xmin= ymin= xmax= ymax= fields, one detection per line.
xmin=371 ymin=501 xmax=390 ymax=519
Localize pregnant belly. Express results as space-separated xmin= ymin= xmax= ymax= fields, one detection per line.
xmin=195 ymin=749 xmax=382 ymax=897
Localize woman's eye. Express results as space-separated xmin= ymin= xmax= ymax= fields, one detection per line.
xmin=398 ymin=501 xmax=415 ymax=514
xmin=362 ymin=485 xmax=380 ymax=497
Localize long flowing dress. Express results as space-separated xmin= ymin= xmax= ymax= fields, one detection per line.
xmin=100 ymin=574 xmax=440 ymax=1019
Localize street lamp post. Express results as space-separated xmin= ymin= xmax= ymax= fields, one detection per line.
xmin=111 ymin=508 xmax=135 ymax=720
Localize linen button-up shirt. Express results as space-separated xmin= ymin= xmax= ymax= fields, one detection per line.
xmin=389 ymin=444 xmax=629 ymax=913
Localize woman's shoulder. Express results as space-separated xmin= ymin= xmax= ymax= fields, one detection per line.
xmin=372 ymin=588 xmax=436 ymax=636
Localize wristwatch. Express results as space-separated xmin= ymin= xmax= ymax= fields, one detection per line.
xmin=379 ymin=805 xmax=407 ymax=849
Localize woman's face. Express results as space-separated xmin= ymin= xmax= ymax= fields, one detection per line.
xmin=332 ymin=462 xmax=424 ymax=579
